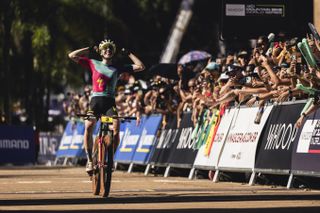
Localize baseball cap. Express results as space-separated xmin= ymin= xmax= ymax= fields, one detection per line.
xmin=205 ymin=62 xmax=220 ymax=71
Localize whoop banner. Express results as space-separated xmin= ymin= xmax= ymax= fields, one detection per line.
xmin=255 ymin=103 xmax=304 ymax=172
xmin=218 ymin=105 xmax=272 ymax=171
xmin=149 ymin=116 xmax=178 ymax=166
xmin=167 ymin=112 xmax=196 ymax=167
xmin=292 ymin=110 xmax=320 ymax=173
xmin=193 ymin=108 xmax=236 ymax=169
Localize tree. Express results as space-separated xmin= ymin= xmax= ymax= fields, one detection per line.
xmin=0 ymin=0 xmax=222 ymax=130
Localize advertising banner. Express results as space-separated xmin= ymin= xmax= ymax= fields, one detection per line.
xmin=203 ymin=109 xmax=222 ymax=156
xmin=114 ymin=121 xmax=127 ymax=160
xmin=292 ymin=110 xmax=320 ymax=173
xmin=131 ymin=115 xmax=162 ymax=164
xmin=56 ymin=120 xmax=99 ymax=158
xmin=193 ymin=110 xmax=213 ymax=150
xmin=149 ymin=116 xmax=178 ymax=166
xmin=38 ymin=132 xmax=62 ymax=164
xmin=0 ymin=125 xmax=35 ymax=164
xmin=193 ymin=108 xmax=236 ymax=169
xmin=167 ymin=112 xmax=197 ymax=167
xmin=218 ymin=105 xmax=272 ymax=171
xmin=255 ymin=103 xmax=304 ymax=171
xmin=114 ymin=117 xmax=145 ymax=163
xmin=66 ymin=121 xmax=85 ymax=157
xmin=56 ymin=121 xmax=74 ymax=157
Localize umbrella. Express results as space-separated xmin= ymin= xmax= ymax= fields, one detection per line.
xmin=178 ymin=50 xmax=211 ymax=65
xmin=148 ymin=63 xmax=179 ymax=80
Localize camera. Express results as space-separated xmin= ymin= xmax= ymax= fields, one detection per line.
xmin=226 ymin=64 xmax=243 ymax=77
xmin=285 ymin=37 xmax=298 ymax=48
xmin=245 ymin=64 xmax=255 ymax=73
xmin=247 ymin=72 xmax=260 ymax=78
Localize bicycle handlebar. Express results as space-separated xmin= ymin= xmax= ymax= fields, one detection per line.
xmin=76 ymin=113 xmax=137 ymax=120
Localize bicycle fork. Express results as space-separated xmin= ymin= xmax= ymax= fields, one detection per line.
xmin=97 ymin=124 xmax=113 ymax=169
xmin=97 ymin=137 xmax=104 ymax=169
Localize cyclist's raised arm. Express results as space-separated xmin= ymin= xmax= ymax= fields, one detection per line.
xmin=127 ymin=52 xmax=145 ymax=72
xmin=68 ymin=47 xmax=90 ymax=63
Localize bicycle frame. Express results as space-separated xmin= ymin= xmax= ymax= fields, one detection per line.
xmin=97 ymin=115 xmax=113 ymax=169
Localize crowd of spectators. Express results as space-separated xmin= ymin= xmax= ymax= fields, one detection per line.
xmin=65 ymin=32 xmax=320 ymax=129
xmin=63 ymin=86 xmax=91 ymax=120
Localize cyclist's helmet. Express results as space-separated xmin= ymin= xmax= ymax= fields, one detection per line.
xmin=98 ymin=39 xmax=116 ymax=54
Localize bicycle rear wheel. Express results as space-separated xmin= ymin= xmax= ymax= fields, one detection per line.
xmin=100 ymin=135 xmax=113 ymax=197
xmin=92 ymin=137 xmax=100 ymax=195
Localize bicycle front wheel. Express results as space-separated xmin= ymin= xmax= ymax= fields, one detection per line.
xmin=100 ymin=135 xmax=113 ymax=198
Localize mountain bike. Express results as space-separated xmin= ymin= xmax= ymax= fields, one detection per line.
xmin=78 ymin=113 xmax=136 ymax=197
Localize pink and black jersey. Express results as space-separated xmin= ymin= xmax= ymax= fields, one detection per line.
xmin=78 ymin=56 xmax=133 ymax=98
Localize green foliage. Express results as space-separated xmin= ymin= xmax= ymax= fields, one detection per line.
xmin=1 ymin=0 xmax=222 ymax=128
xmin=32 ymin=25 xmax=51 ymax=52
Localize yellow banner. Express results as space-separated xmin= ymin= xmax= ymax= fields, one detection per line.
xmin=204 ymin=109 xmax=220 ymax=156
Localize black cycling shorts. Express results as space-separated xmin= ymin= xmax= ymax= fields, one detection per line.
xmin=89 ymin=96 xmax=117 ymax=117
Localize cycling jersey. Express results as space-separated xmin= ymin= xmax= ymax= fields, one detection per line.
xmin=78 ymin=56 xmax=133 ymax=98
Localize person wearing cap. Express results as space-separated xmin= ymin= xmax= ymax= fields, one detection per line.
xmin=237 ymin=50 xmax=249 ymax=67
xmin=79 ymin=85 xmax=91 ymax=114
xmin=202 ymin=61 xmax=221 ymax=82
xmin=68 ymin=39 xmax=145 ymax=175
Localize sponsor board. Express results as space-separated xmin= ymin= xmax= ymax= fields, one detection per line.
xmin=292 ymin=110 xmax=320 ymax=173
xmin=56 ymin=121 xmax=99 ymax=158
xmin=38 ymin=132 xmax=62 ymax=164
xmin=114 ymin=117 xmax=145 ymax=163
xmin=149 ymin=116 xmax=178 ymax=165
xmin=0 ymin=125 xmax=35 ymax=164
xmin=167 ymin=112 xmax=197 ymax=167
xmin=193 ymin=108 xmax=236 ymax=169
xmin=218 ymin=105 xmax=272 ymax=171
xmin=296 ymin=119 xmax=320 ymax=154
xmin=131 ymin=115 xmax=162 ymax=164
xmin=226 ymin=3 xmax=285 ymax=17
xmin=255 ymin=103 xmax=304 ymax=171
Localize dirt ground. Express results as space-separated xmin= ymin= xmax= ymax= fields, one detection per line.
xmin=0 ymin=166 xmax=320 ymax=213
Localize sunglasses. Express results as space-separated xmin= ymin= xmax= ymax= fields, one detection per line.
xmin=101 ymin=44 xmax=114 ymax=52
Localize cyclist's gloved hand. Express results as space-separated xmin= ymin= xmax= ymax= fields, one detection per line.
xmin=89 ymin=45 xmax=99 ymax=53
xmin=121 ymin=48 xmax=131 ymax=56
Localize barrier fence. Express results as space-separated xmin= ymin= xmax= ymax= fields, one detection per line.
xmin=50 ymin=102 xmax=320 ymax=187
xmin=4 ymin=101 xmax=320 ymax=188
xmin=53 ymin=102 xmax=320 ymax=187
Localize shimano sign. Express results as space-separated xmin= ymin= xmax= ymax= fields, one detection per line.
xmin=0 ymin=139 xmax=30 ymax=149
xmin=0 ymin=125 xmax=35 ymax=165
